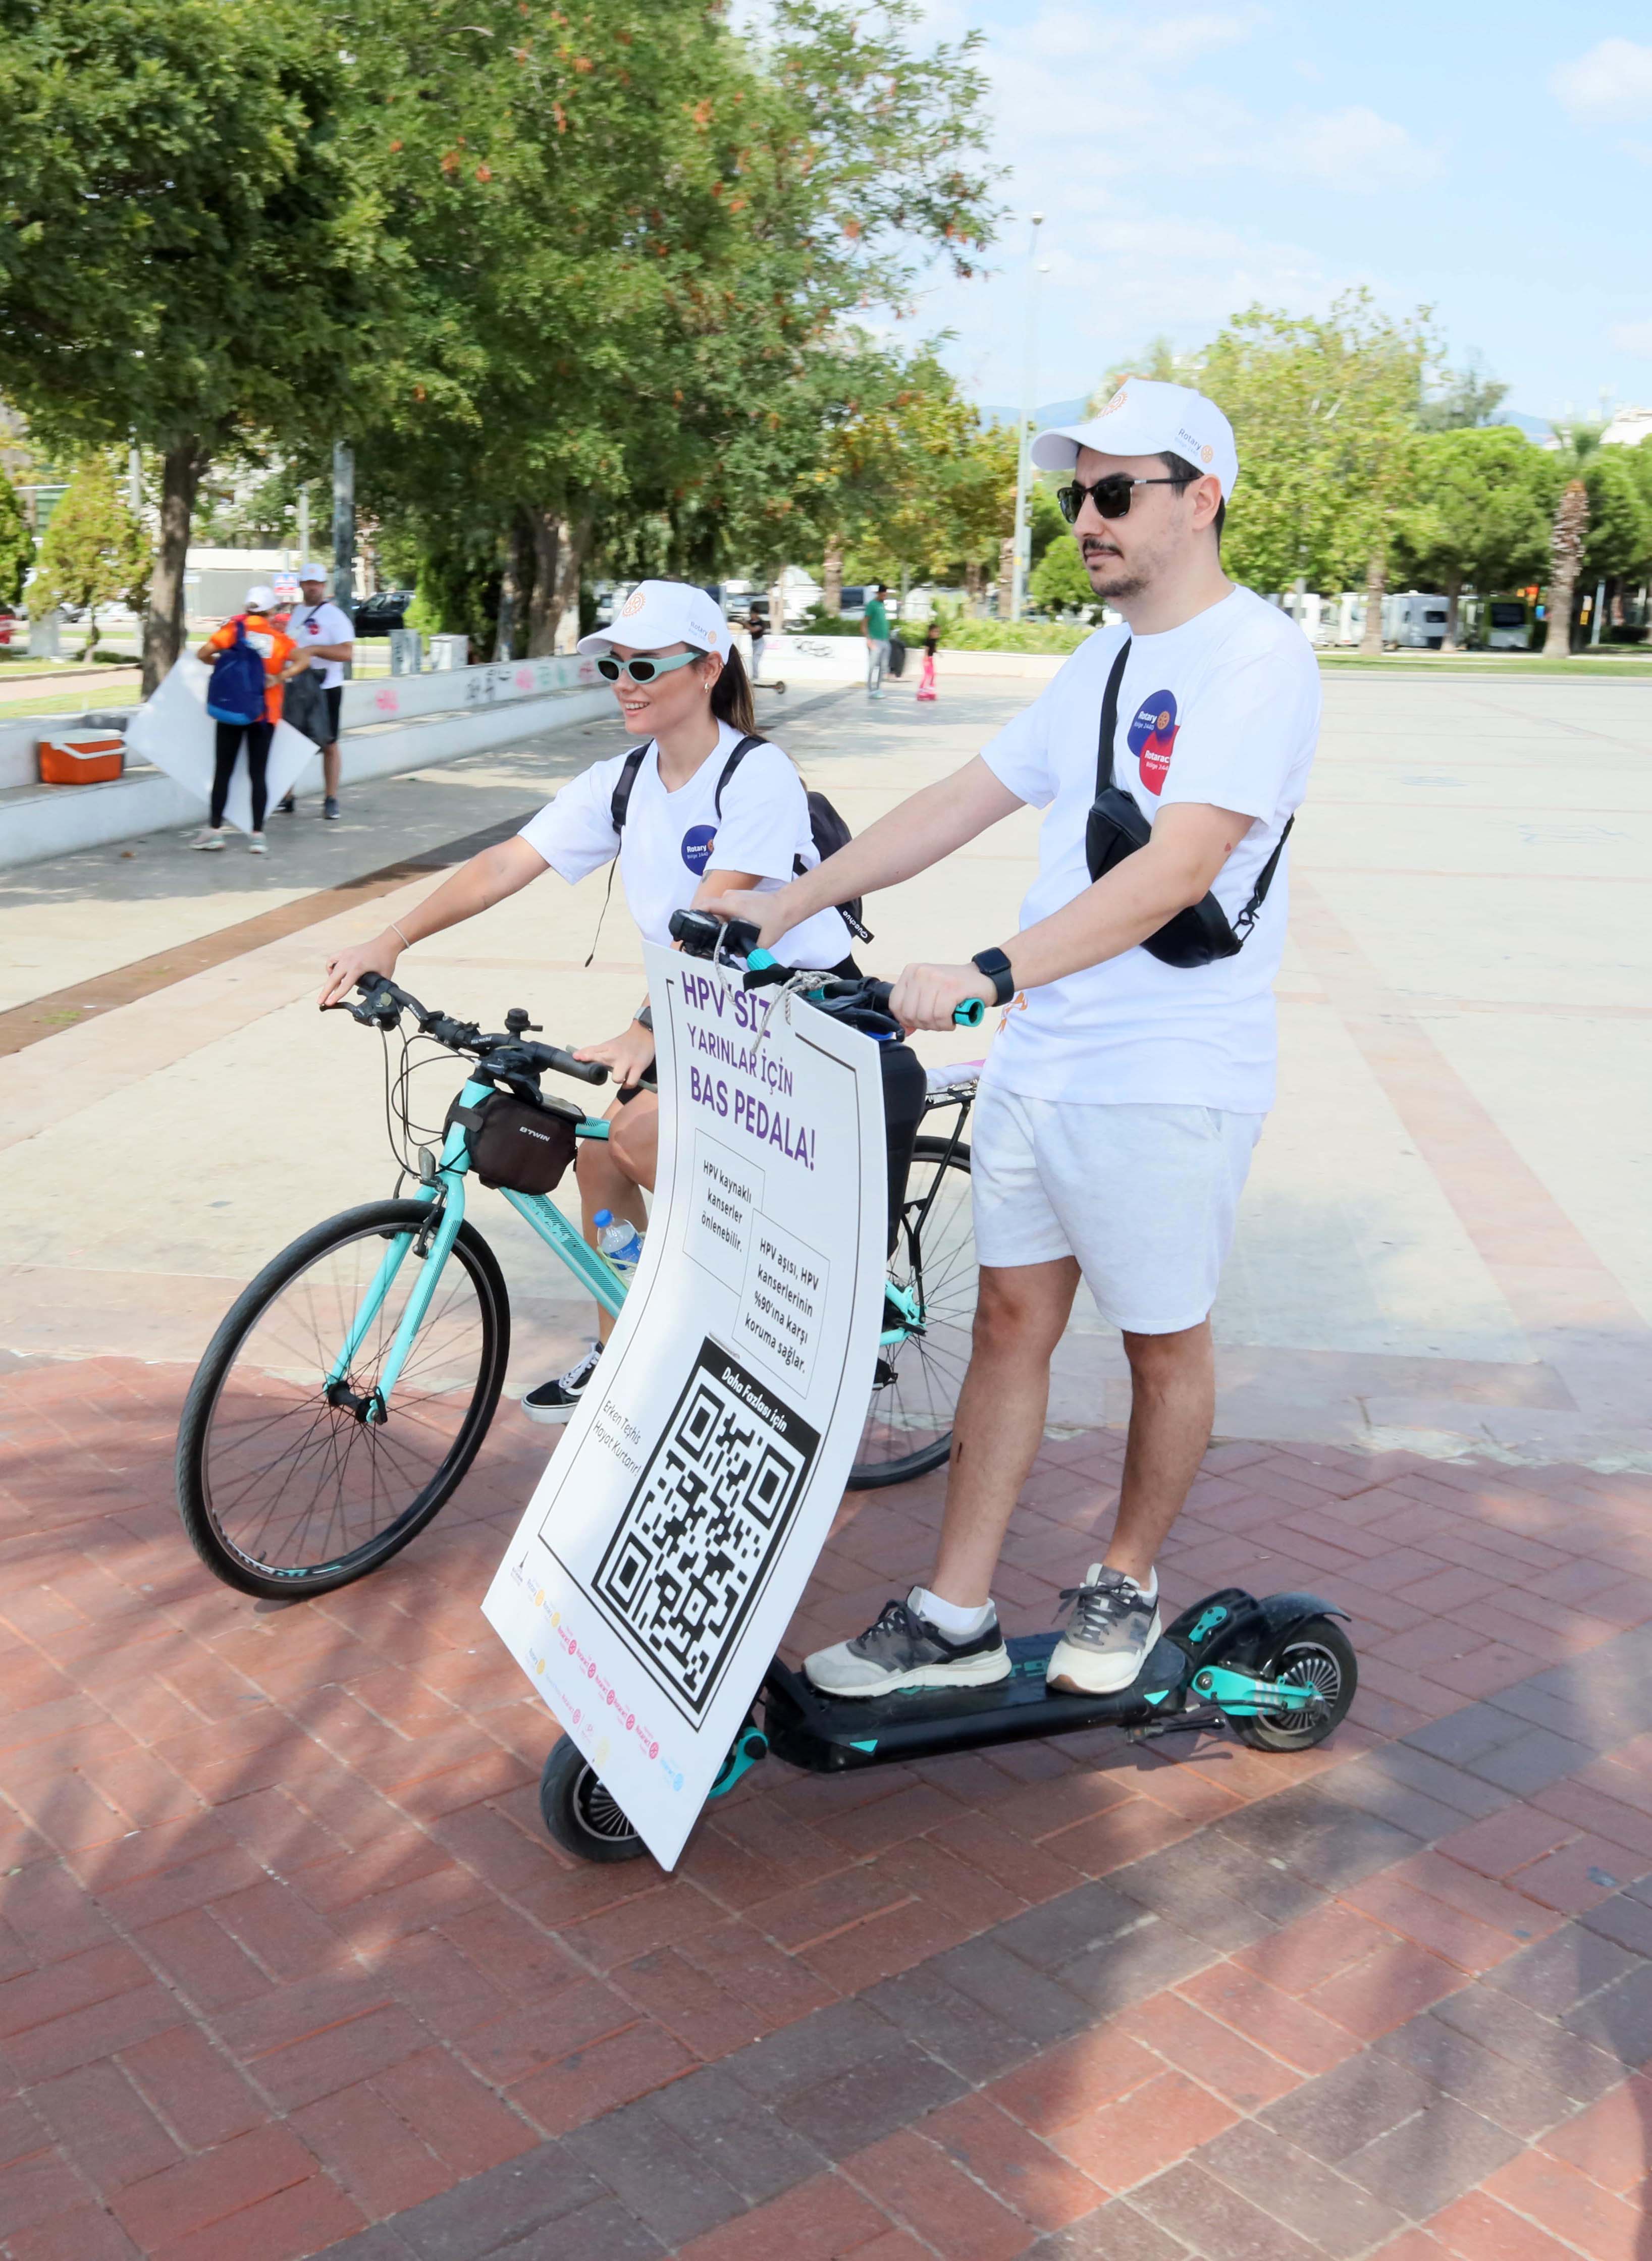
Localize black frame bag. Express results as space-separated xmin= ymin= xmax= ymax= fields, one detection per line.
xmin=1085 ymin=638 xmax=1292 ymax=970
xmin=443 ymin=1089 xmax=582 ymax=1196
xmin=281 ymin=664 xmax=332 ymax=746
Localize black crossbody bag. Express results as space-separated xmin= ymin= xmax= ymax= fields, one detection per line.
xmin=1085 ymin=638 xmax=1293 ymax=970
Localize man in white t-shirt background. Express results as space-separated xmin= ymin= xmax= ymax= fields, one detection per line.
xmin=279 ymin=564 xmax=355 ymax=820
xmin=709 ymin=378 xmax=1320 ymax=1705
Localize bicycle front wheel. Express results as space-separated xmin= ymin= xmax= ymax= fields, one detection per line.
xmin=849 ymin=1134 xmax=976 ymax=1489
xmin=176 ymin=1200 xmax=510 ymax=1598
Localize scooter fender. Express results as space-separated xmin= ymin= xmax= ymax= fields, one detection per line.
xmin=1210 ymin=1591 xmax=1349 ymax=1671
xmin=1165 ymin=1589 xmax=1348 ymax=1676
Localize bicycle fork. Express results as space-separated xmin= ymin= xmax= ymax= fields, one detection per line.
xmin=325 ymin=1124 xmax=474 ymax=1424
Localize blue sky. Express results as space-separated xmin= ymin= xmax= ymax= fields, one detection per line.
xmin=897 ymin=4 xmax=1652 ymax=425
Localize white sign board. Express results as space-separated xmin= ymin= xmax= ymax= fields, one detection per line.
xmin=124 ymin=656 xmax=314 ymax=833
xmin=483 ymin=942 xmax=887 ymax=1869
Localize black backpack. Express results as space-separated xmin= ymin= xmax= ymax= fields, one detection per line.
xmin=610 ymin=732 xmax=863 ymax=934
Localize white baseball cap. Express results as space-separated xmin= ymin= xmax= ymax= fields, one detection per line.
xmin=1031 ymin=378 xmax=1240 ymax=500
xmin=299 ymin=562 xmax=331 ymax=583
xmin=244 ymin=585 xmax=276 ymax=611
xmin=577 ymin=579 xmax=732 ymax=660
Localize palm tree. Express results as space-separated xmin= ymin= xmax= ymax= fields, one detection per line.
xmin=1544 ymin=479 xmax=1589 ymax=656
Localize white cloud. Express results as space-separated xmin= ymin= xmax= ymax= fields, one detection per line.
xmin=1610 ymin=319 xmax=1652 ymax=358
xmin=1272 ymin=105 xmax=1440 ymax=192
xmin=1553 ymin=38 xmax=1652 ymax=121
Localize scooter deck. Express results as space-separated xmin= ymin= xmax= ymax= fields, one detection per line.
xmin=762 ymin=1631 xmax=1191 ymax=1773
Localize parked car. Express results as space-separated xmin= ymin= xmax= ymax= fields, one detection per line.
xmin=353 ymin=588 xmax=414 ymax=633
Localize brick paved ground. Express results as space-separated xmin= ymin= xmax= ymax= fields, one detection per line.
xmin=5 ymin=1356 xmax=1652 ymax=2259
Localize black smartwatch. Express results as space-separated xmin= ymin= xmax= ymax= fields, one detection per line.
xmin=970 ymin=947 xmax=1015 ymax=1007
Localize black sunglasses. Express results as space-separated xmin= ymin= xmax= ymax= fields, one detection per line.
xmin=1055 ymin=473 xmax=1190 ymax=524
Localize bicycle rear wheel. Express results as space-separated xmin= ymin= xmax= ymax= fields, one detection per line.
xmin=176 ymin=1200 xmax=509 ymax=1598
xmin=849 ymin=1134 xmax=975 ymax=1489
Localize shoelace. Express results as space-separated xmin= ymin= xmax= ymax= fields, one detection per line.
xmin=1057 ymin=1573 xmax=1142 ymax=1640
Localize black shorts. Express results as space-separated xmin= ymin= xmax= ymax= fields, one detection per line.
xmin=324 ymin=685 xmax=343 ymax=742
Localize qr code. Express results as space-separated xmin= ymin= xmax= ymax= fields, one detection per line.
xmin=590 ymin=1339 xmax=820 ymax=1721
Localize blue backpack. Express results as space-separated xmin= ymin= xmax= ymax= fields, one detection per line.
xmin=206 ymin=619 xmax=269 ymax=726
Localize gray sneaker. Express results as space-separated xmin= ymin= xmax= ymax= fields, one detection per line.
xmin=806 ymin=1591 xmax=1010 ymax=1699
xmin=1045 ymin=1565 xmax=1161 ymax=1695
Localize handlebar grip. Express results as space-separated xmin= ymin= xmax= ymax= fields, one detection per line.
xmin=554 ymin=1053 xmax=609 ymax=1086
xmin=864 ymin=980 xmax=985 ymax=1030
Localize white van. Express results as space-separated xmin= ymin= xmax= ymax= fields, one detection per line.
xmin=1382 ymin=592 xmax=1452 ymax=649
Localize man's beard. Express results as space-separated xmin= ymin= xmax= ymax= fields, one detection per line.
xmin=1083 ymin=543 xmax=1149 ymax=604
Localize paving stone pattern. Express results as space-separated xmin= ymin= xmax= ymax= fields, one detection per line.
xmin=4 ymin=1356 xmax=1652 ymax=2257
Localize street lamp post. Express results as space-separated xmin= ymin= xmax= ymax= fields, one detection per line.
xmin=1009 ymin=212 xmax=1045 ymax=623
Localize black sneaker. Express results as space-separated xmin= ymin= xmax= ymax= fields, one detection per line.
xmin=277 ymin=792 xmax=296 ymax=815
xmin=805 ymin=1591 xmax=1010 ymax=1698
xmin=521 ymin=1343 xmax=601 ymax=1425
xmin=323 ymin=796 xmax=340 ymax=820
xmin=1046 ymin=1565 xmax=1160 ymax=1694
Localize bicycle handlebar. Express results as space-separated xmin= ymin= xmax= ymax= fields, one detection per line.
xmin=325 ymin=976 xmax=609 ymax=1087
xmin=667 ymin=908 xmax=985 ymax=1030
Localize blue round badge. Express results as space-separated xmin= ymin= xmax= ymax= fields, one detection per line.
xmin=680 ymin=824 xmax=718 ymax=874
xmin=1126 ymin=690 xmax=1179 ymax=796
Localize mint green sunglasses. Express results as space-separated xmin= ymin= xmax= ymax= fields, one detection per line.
xmin=595 ymin=650 xmax=701 ymax=685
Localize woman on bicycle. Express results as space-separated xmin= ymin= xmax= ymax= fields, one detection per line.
xmin=318 ymin=578 xmax=858 ymax=1421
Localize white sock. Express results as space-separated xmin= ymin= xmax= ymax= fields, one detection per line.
xmin=911 ymin=1586 xmax=994 ymax=1640
xmin=1126 ymin=1568 xmax=1159 ymax=1603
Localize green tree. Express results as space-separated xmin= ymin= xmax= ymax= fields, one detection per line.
xmin=0 ymin=467 xmax=31 ymax=610
xmin=1581 ymin=446 xmax=1652 ymax=590
xmin=28 ymin=454 xmax=148 ymax=656
xmin=1418 ymin=356 xmax=1510 ymax=432
xmin=354 ymin=0 xmax=998 ymax=650
xmin=1392 ymin=426 xmax=1552 ymax=648
xmin=1028 ymin=527 xmax=1096 ymax=615
xmin=1201 ymin=290 xmax=1437 ymax=647
xmin=0 ymin=0 xmax=397 ymax=688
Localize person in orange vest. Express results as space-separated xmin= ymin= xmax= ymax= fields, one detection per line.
xmin=192 ymin=586 xmax=307 ymax=854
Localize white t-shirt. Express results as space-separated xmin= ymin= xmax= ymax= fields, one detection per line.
xmin=287 ymin=600 xmax=354 ymax=690
xmin=518 ymin=721 xmax=852 ymax=969
xmin=980 ymin=585 xmax=1320 ymax=1114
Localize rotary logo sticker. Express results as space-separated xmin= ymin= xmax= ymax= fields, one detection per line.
xmin=1127 ymin=691 xmax=1179 ymax=795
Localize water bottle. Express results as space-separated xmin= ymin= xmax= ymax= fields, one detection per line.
xmin=593 ymin=1208 xmax=645 ymax=1282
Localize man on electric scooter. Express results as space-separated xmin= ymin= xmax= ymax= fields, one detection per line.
xmin=705 ymin=381 xmax=1320 ymax=1701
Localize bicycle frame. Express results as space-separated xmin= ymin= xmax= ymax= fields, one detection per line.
xmin=327 ymin=1076 xmax=625 ymax=1418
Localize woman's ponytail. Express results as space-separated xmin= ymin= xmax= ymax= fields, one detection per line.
xmin=710 ymin=645 xmax=757 ymax=736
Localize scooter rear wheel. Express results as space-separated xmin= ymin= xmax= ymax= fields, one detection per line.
xmin=539 ymin=1738 xmax=648 ymax=1863
xmin=1233 ymin=1619 xmax=1356 ymax=1752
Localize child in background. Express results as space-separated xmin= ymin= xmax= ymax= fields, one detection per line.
xmin=916 ymin=619 xmax=939 ymax=702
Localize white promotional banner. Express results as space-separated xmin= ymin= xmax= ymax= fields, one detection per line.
xmin=483 ymin=941 xmax=887 ymax=1869
xmin=124 ymin=656 xmax=314 ymax=833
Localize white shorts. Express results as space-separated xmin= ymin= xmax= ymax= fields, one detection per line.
xmin=971 ymin=1086 xmax=1264 ymax=1334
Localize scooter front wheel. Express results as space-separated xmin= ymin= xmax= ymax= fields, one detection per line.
xmin=539 ymin=1738 xmax=648 ymax=1863
xmin=1233 ymin=1619 xmax=1357 ymax=1751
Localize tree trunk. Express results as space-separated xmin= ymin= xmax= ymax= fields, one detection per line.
xmin=496 ymin=509 xmax=534 ymax=660
xmin=142 ymin=437 xmax=209 ymax=694
xmin=1441 ymin=573 xmax=1462 ymax=653
xmin=1358 ymin=554 xmax=1386 ymax=655
xmin=526 ymin=507 xmax=587 ymax=654
xmin=1543 ymin=478 xmax=1588 ymax=656
xmin=997 ymin=535 xmax=1015 ymax=620
xmin=964 ymin=560 xmax=982 ymax=615
xmin=821 ymin=541 xmax=843 ymax=616
xmin=552 ymin=511 xmax=588 ymax=653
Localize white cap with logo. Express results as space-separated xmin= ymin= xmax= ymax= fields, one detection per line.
xmin=299 ymin=562 xmax=332 ymax=583
xmin=1030 ymin=378 xmax=1239 ymax=501
xmin=577 ymin=579 xmax=732 ymax=660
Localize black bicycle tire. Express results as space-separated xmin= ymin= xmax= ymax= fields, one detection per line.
xmin=175 ymin=1199 xmax=510 ymax=1598
xmin=848 ymin=1135 xmax=974 ymax=1490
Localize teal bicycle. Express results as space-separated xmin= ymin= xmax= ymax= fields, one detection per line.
xmin=175 ymin=949 xmax=979 ymax=1600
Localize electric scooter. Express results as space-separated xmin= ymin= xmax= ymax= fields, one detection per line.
xmin=532 ymin=914 xmax=1359 ymax=1864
